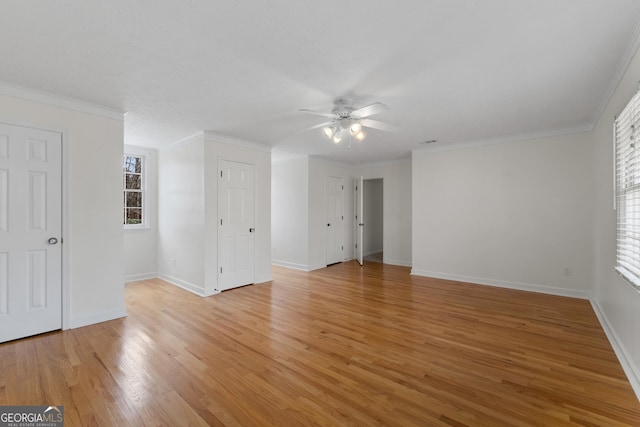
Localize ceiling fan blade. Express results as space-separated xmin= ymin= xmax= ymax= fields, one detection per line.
xmin=300 ymin=121 xmax=334 ymax=132
xmin=351 ymin=102 xmax=388 ymax=119
xmin=360 ymin=119 xmax=398 ymax=132
xmin=298 ymin=108 xmax=335 ymax=119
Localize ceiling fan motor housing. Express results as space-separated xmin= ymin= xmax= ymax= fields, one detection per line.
xmin=332 ymin=97 xmax=356 ymax=118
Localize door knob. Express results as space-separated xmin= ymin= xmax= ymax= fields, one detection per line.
xmin=48 ymin=237 xmax=58 ymax=245
xmin=327 ymin=223 xmax=331 ymax=227
xmin=249 ymin=228 xmax=255 ymax=233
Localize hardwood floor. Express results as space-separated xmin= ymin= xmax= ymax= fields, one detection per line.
xmin=1 ymin=261 xmax=640 ymax=426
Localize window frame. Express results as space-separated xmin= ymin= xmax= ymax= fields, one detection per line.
xmin=614 ymin=89 xmax=640 ymax=290
xmin=123 ymin=153 xmax=146 ymax=230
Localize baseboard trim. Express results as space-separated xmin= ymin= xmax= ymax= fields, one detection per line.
xmin=271 ymin=260 xmax=325 ymax=272
xmin=124 ymin=272 xmax=157 ymax=283
xmin=68 ymin=307 xmax=127 ymax=329
xmin=410 ymin=269 xmax=591 ymax=300
xmin=590 ymin=299 xmax=640 ymax=401
xmin=383 ymin=258 xmax=412 ymax=267
xmin=157 ymin=273 xmax=207 ymax=297
xmin=271 ymin=260 xmax=309 ymax=271
xmin=202 ymin=288 xmax=221 ymax=297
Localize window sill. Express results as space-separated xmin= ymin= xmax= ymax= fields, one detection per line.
xmin=614 ymin=266 xmax=640 ymax=294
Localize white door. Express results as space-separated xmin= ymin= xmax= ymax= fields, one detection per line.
xmin=325 ymin=176 xmax=344 ymax=265
xmin=355 ymin=176 xmax=364 ymax=266
xmin=218 ymin=160 xmax=255 ymax=291
xmin=0 ymin=123 xmax=62 ymax=343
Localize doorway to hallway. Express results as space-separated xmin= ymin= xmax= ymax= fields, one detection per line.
xmin=363 ymin=178 xmax=383 ymax=264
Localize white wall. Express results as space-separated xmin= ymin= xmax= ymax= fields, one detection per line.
xmin=271 ymin=157 xmax=412 ymax=269
xmin=592 ymin=41 xmax=640 ymax=396
xmin=363 ymin=178 xmax=383 ymax=255
xmin=0 ymin=91 xmax=126 ymax=328
xmin=203 ymin=133 xmax=272 ymax=290
xmin=124 ymin=144 xmax=158 ymax=281
xmin=357 ymin=160 xmax=412 ymax=266
xmin=157 ymin=133 xmax=272 ymax=295
xmin=271 ymin=156 xmax=309 ymax=269
xmin=157 ymin=134 xmax=206 ymax=294
xmin=412 ymin=133 xmax=594 ymax=298
xmin=271 ymin=156 xmax=355 ymax=271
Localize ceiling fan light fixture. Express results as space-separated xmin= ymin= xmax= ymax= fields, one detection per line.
xmin=322 ymin=126 xmax=334 ymax=139
xmin=350 ymin=122 xmax=362 ymax=135
xmin=300 ymin=97 xmax=395 ymax=147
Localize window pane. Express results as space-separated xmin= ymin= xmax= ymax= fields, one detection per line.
xmin=123 ymin=156 xmax=132 ymax=173
xmin=126 ymin=191 xmax=142 ymax=208
xmin=615 ymin=90 xmax=640 ymax=287
xmin=125 ymin=173 xmax=141 ymax=189
xmin=125 ymin=208 xmax=142 ymax=224
xmin=123 ymin=154 xmax=144 ymax=227
xmin=124 ymin=156 xmax=142 ymax=173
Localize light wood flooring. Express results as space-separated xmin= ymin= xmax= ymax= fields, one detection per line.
xmin=1 ymin=261 xmax=640 ymax=426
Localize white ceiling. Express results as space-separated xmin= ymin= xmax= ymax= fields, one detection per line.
xmin=1 ymin=1 xmax=640 ymax=165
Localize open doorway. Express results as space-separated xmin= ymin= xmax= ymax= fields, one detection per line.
xmin=363 ymin=178 xmax=383 ymax=263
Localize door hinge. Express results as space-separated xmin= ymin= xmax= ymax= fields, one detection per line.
xmin=355 ymin=244 xmax=358 ymax=248
xmin=342 ymin=246 xmax=344 ymax=250
xmin=220 ymin=267 xmax=222 ymax=274
xmin=220 ymin=170 xmax=223 ymax=178
xmin=342 ymin=185 xmax=344 ymax=190
xmin=220 ymin=218 xmax=223 ymax=226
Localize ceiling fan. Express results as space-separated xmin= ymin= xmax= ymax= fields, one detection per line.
xmin=299 ymin=97 xmax=397 ymax=145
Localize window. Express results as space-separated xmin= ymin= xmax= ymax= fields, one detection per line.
xmin=123 ymin=154 xmax=144 ymax=228
xmin=615 ymin=90 xmax=640 ymax=288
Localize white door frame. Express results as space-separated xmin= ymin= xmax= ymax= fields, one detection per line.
xmin=355 ymin=176 xmax=364 ymax=265
xmin=1 ymin=120 xmax=69 ymax=331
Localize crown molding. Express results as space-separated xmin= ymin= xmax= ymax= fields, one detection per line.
xmin=204 ymin=131 xmax=272 ymax=152
xmin=0 ymin=81 xmax=124 ymax=120
xmin=412 ymin=123 xmax=593 ymax=155
xmin=592 ymin=18 xmax=640 ymax=125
